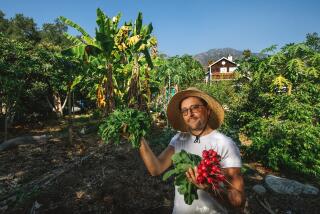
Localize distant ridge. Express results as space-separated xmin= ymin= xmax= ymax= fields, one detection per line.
xmin=193 ymin=48 xmax=244 ymax=67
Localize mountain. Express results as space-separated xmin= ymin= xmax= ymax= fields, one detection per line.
xmin=193 ymin=48 xmax=244 ymax=67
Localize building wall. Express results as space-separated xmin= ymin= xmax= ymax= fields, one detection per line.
xmin=210 ymin=60 xmax=237 ymax=73
xmin=208 ymin=59 xmax=237 ymax=80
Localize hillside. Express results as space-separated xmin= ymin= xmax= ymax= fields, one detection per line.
xmin=193 ymin=48 xmax=244 ymax=67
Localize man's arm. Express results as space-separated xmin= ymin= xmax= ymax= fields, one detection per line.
xmin=139 ymin=137 xmax=174 ymax=176
xmin=223 ymin=167 xmax=245 ymax=208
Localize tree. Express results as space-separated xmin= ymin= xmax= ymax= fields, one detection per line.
xmin=40 ymin=18 xmax=71 ymax=47
xmin=242 ymin=49 xmax=251 ymax=58
xmin=60 ymin=9 xmax=157 ymax=113
xmin=157 ymin=55 xmax=204 ymax=91
xmin=0 ymin=10 xmax=9 ymax=34
xmin=6 ymin=13 xmax=41 ymax=43
xmin=305 ymin=32 xmax=320 ymax=52
xmin=0 ymin=34 xmax=45 ymax=139
xmin=60 ymin=9 xmax=127 ymax=114
xmin=125 ymin=12 xmax=156 ymax=110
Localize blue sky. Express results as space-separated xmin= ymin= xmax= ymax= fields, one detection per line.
xmin=1 ymin=0 xmax=320 ymax=56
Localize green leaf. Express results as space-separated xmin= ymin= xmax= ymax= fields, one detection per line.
xmin=70 ymin=75 xmax=83 ymax=90
xmin=162 ymin=169 xmax=176 ymax=181
xmin=98 ymin=108 xmax=151 ymax=149
xmin=59 ymin=16 xmax=90 ymax=37
xmin=134 ymin=12 xmax=143 ymax=35
xmin=143 ymin=48 xmax=153 ymax=69
xmin=61 ymin=45 xmax=86 ymax=59
xmin=162 ymin=150 xmax=201 ymax=205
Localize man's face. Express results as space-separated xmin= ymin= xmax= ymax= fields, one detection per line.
xmin=180 ymin=97 xmax=210 ymax=132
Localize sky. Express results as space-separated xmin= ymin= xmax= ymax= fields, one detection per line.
xmin=1 ymin=0 xmax=320 ymax=56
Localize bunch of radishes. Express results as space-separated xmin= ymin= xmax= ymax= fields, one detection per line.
xmin=196 ymin=149 xmax=226 ymax=191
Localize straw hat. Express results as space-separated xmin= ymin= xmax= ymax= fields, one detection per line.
xmin=166 ymin=87 xmax=224 ymax=132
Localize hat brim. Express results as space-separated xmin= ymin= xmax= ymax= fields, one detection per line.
xmin=166 ymin=88 xmax=224 ymax=132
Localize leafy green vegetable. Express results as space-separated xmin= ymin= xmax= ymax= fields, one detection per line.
xmin=98 ymin=108 xmax=151 ymax=148
xmin=163 ymin=150 xmax=201 ymax=205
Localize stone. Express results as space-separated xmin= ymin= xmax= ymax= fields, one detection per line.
xmin=71 ymin=106 xmax=81 ymax=113
xmin=252 ymin=184 xmax=266 ymax=195
xmin=302 ymin=184 xmax=319 ymax=195
xmin=265 ymin=175 xmax=319 ymax=196
xmin=79 ymin=126 xmax=98 ymax=135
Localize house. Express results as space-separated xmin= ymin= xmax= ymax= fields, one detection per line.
xmin=205 ymin=55 xmax=237 ymax=82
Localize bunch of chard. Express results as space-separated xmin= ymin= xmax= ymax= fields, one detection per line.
xmin=196 ymin=149 xmax=226 ymax=192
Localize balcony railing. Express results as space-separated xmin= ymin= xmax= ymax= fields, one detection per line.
xmin=211 ymin=72 xmax=235 ymax=80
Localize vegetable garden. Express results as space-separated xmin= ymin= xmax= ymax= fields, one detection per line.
xmin=0 ymin=8 xmax=319 ymax=213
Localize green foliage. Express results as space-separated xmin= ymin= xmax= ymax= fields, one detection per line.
xmin=0 ymin=34 xmax=48 ymax=118
xmin=60 ymin=9 xmax=157 ymax=111
xmin=243 ymin=119 xmax=320 ymax=177
xmin=98 ymin=108 xmax=151 ymax=148
xmin=195 ymin=81 xmax=236 ymax=107
xmin=163 ymin=150 xmax=201 ymax=205
xmin=157 ymin=55 xmax=204 ymax=90
xmin=148 ymin=127 xmax=176 ymax=149
xmin=0 ymin=9 xmax=85 ymax=122
xmin=306 ymin=32 xmax=320 ymax=52
xmin=40 ymin=18 xmax=71 ymax=47
xmin=0 ymin=10 xmax=9 ymax=33
xmin=229 ymin=34 xmax=320 ymax=180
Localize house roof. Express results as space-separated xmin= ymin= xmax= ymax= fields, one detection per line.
xmin=208 ymin=57 xmax=237 ymax=67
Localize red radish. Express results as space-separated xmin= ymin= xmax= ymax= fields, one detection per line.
xmin=196 ymin=149 xmax=226 ymax=191
xmin=204 ymin=159 xmax=211 ymax=165
xmin=207 ymin=177 xmax=214 ymax=184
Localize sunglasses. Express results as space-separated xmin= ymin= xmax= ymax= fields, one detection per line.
xmin=180 ymin=104 xmax=205 ymax=116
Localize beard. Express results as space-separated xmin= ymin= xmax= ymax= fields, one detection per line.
xmin=187 ymin=116 xmax=206 ymax=131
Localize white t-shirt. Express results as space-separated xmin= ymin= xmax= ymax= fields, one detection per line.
xmin=169 ymin=130 xmax=242 ymax=214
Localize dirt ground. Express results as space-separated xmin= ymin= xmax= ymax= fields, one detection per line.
xmin=0 ymin=117 xmax=319 ymax=214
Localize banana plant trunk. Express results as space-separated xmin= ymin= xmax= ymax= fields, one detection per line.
xmin=104 ymin=63 xmax=115 ymax=115
xmin=144 ymin=66 xmax=151 ymax=111
xmin=128 ymin=56 xmax=142 ymax=110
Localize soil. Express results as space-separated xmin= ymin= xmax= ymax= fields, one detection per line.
xmin=0 ymin=117 xmax=319 ymax=214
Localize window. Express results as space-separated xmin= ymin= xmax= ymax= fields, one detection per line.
xmin=220 ymin=67 xmax=227 ymax=73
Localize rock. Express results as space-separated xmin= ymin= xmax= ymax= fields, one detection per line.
xmin=79 ymin=126 xmax=98 ymax=135
xmin=265 ymin=175 xmax=319 ymax=196
xmin=0 ymin=135 xmax=49 ymax=151
xmin=252 ymin=184 xmax=266 ymax=195
xmin=302 ymin=184 xmax=319 ymax=195
xmin=71 ymin=106 xmax=81 ymax=113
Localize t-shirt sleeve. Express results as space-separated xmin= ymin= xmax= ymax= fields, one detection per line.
xmin=169 ymin=133 xmax=180 ymax=148
xmin=220 ymin=139 xmax=242 ymax=168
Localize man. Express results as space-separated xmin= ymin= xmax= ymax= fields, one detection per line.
xmin=139 ymin=87 xmax=245 ymax=213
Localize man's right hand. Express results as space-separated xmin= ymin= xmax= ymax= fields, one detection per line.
xmin=139 ymin=137 xmax=174 ymax=176
xmin=185 ymin=167 xmax=210 ymax=190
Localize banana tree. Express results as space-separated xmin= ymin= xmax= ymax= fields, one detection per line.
xmin=60 ymin=8 xmax=125 ymax=114
xmin=124 ymin=12 xmax=157 ymax=111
